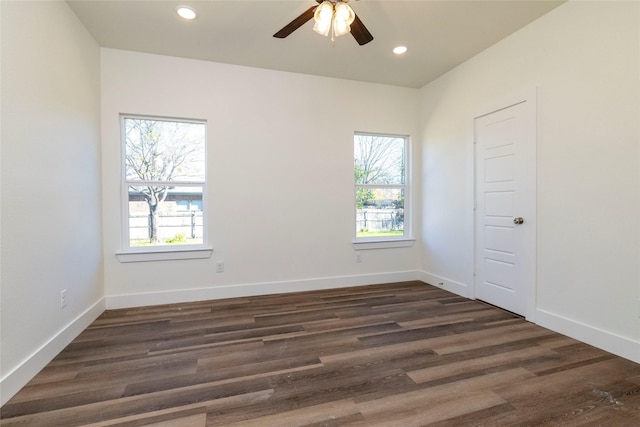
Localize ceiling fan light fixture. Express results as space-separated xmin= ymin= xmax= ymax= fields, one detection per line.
xmin=333 ymin=2 xmax=355 ymax=37
xmin=176 ymin=6 xmax=197 ymax=20
xmin=334 ymin=2 xmax=355 ymax=25
xmin=313 ymin=1 xmax=334 ymax=36
xmin=312 ymin=21 xmax=331 ymax=36
xmin=313 ymin=1 xmax=356 ymax=39
xmin=332 ymin=17 xmax=350 ymax=37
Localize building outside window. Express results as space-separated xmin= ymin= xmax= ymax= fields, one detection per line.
xmin=122 ymin=115 xmax=206 ymax=249
xmin=354 ymin=133 xmax=408 ymax=241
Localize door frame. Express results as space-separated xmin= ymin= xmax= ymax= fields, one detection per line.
xmin=472 ymin=88 xmax=537 ymax=321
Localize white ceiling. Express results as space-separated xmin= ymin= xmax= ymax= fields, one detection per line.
xmin=67 ymin=0 xmax=565 ymax=88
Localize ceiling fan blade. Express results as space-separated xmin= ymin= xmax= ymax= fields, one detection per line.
xmin=350 ymin=14 xmax=373 ymax=46
xmin=273 ymin=6 xmax=317 ymax=38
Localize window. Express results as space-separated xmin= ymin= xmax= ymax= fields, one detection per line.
xmin=354 ymin=133 xmax=410 ymax=245
xmin=121 ymin=115 xmax=207 ymax=256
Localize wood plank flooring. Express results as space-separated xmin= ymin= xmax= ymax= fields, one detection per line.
xmin=2 ymin=281 xmax=640 ymax=426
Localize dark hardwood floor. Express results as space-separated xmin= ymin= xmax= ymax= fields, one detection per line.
xmin=2 ymin=281 xmax=639 ymax=426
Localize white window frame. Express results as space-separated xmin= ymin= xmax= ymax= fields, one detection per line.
xmin=353 ymin=132 xmax=414 ymax=250
xmin=116 ymin=114 xmax=212 ymax=263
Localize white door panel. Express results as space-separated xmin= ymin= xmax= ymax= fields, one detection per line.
xmin=484 ymin=225 xmax=515 ymax=253
xmin=474 ymin=94 xmax=536 ymax=318
xmin=484 ymin=155 xmax=514 ymax=183
xmin=484 ymin=258 xmax=515 ymax=290
xmin=484 ymin=191 xmax=514 ymax=217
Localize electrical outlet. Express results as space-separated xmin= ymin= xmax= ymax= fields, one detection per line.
xmin=60 ymin=289 xmax=67 ymax=309
xmin=215 ymin=261 xmax=225 ymax=273
xmin=355 ymin=253 xmax=362 ymax=263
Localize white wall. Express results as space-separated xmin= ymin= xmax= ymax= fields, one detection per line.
xmin=419 ymin=1 xmax=640 ymax=362
xmin=101 ymin=49 xmax=420 ymax=307
xmin=0 ymin=1 xmax=104 ymax=404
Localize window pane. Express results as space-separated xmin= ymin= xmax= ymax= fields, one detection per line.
xmin=356 ymin=188 xmax=404 ymax=237
xmin=124 ymin=118 xmax=205 ymax=183
xmin=354 ymin=135 xmax=405 ymax=185
xmin=128 ymin=185 xmax=203 ymax=247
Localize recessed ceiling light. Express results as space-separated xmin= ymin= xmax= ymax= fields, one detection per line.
xmin=176 ymin=6 xmax=197 ymax=20
xmin=393 ymin=46 xmax=408 ymax=55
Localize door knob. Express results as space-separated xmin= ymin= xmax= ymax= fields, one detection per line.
xmin=513 ymin=217 xmax=524 ymax=225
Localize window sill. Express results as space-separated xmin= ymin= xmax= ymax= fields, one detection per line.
xmin=352 ymin=238 xmax=415 ymax=250
xmin=116 ymin=247 xmax=213 ymax=263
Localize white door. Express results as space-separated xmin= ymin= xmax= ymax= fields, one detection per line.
xmin=474 ymin=93 xmax=536 ymax=319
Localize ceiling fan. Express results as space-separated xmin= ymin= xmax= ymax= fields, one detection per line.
xmin=273 ymin=0 xmax=374 ymax=46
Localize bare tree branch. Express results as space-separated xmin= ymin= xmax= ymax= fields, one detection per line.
xmin=355 ymin=135 xmax=404 ymax=185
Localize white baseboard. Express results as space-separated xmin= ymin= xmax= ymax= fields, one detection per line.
xmin=0 ymin=298 xmax=106 ymax=406
xmin=536 ymin=308 xmax=640 ymax=364
xmin=417 ymin=271 xmax=471 ymax=299
xmin=106 ymin=270 xmax=422 ymax=309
